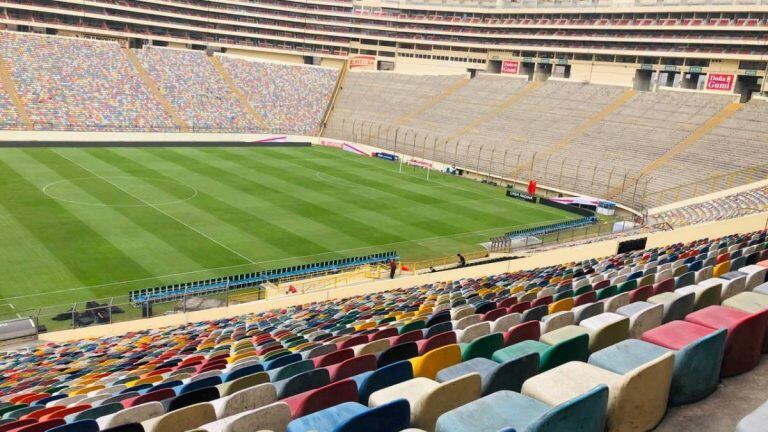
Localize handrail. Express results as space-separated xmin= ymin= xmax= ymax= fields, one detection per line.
xmin=319 ymin=59 xmax=348 ymax=136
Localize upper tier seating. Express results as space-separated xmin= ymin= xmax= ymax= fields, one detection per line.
xmin=134 ymin=47 xmax=263 ymax=133
xmin=1 ymin=230 xmax=768 ymax=431
xmin=653 ymin=186 xmax=768 ymax=227
xmin=0 ymin=31 xmax=177 ymax=132
xmin=218 ymin=56 xmax=338 ymax=135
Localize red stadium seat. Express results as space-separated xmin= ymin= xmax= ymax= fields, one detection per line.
xmin=685 ymin=306 xmax=768 ymax=376
xmin=283 ymin=379 xmax=358 ymax=418
xmin=503 ymin=321 xmax=540 ymax=347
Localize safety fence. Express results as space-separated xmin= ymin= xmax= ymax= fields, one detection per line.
xmin=323 ymin=118 xmax=651 ymax=210
xmin=644 ymin=164 xmax=768 ymax=208
xmin=129 ymin=252 xmax=398 ymax=305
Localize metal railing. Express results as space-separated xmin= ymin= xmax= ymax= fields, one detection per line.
xmin=488 ymin=214 xmax=639 ymax=252
xmin=644 ymin=165 xmax=768 ymax=208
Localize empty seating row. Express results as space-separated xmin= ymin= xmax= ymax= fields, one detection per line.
xmin=653 ymin=185 xmax=768 ymax=227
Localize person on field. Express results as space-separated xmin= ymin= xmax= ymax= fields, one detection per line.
xmin=457 ymin=253 xmax=466 ymax=267
xmin=389 ymin=259 xmax=397 ymax=279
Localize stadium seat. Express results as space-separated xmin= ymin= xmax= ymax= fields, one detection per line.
xmin=641 ymin=321 xmax=727 ymax=405
xmin=459 ymin=333 xmax=503 ymax=361
xmin=494 ymin=332 xmax=588 ymax=372
xmin=436 ymin=385 xmax=608 ymax=432
xmin=503 ymin=321 xmax=541 ymax=346
xmin=411 ymin=344 xmax=462 ymax=379
xmin=210 ymin=383 xmax=276 ymax=418
xmin=524 ymin=344 xmax=673 ymax=432
xmin=97 ymin=402 xmax=164 ymax=430
xmin=647 ymin=291 xmax=696 ymax=323
xmin=616 ymin=302 xmax=664 ymax=338
xmin=685 ymin=305 xmax=768 ymax=376
xmin=283 ymin=378 xmax=358 ymax=418
xmin=578 ymin=313 xmax=630 ymax=353
xmin=286 ymin=399 xmax=409 ymax=432
xmin=351 ymin=360 xmax=413 ymax=405
xmin=436 ymin=355 xmax=538 ymax=395
xmin=368 ymin=374 xmax=482 ymax=432
xmin=195 ymin=402 xmax=290 ymax=432
xmin=273 ymin=369 xmax=330 ymax=399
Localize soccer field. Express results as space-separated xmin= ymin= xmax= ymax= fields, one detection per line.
xmin=0 ymin=145 xmax=577 ymax=312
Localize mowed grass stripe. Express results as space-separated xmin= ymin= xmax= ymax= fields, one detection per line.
xmin=122 ymin=147 xmax=360 ymax=255
xmin=89 ymin=148 xmax=334 ymax=261
xmin=226 ymin=148 xmax=483 ymax=259
xmin=151 ymin=148 xmax=396 ymax=250
xmin=0 ymin=201 xmax=83 ymax=301
xmin=0 ymin=146 xmax=580 ymax=309
xmin=303 ymin=147 xmax=494 ymax=199
xmin=201 ymin=148 xmax=464 ymax=243
xmin=27 ymin=149 xmax=222 ymax=274
xmin=264 ymin=150 xmax=554 ymax=230
xmin=223 ymin=148 xmax=481 ymax=235
xmin=0 ymin=154 xmax=154 ymax=288
xmin=57 ymin=149 xmax=258 ymax=267
xmin=74 ymin=148 xmax=297 ymax=261
xmin=217 ymin=148 xmax=556 ymax=258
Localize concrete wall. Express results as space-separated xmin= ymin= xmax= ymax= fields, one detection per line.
xmin=394 ymin=57 xmax=475 ymax=75
xmin=578 ymin=62 xmax=637 ymax=87
xmin=39 ymin=211 xmax=768 ymax=342
xmin=0 ymin=131 xmax=318 ymax=143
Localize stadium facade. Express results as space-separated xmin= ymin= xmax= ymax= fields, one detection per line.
xmin=2 ymin=0 xmax=767 ymax=96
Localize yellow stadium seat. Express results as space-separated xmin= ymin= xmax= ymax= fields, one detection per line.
xmin=410 ymin=344 xmax=462 ymax=380
xmin=549 ymin=298 xmax=575 ymax=314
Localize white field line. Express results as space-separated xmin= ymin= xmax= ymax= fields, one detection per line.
xmin=53 ymin=149 xmax=256 ymax=264
xmin=3 ymin=216 xmax=575 ymax=302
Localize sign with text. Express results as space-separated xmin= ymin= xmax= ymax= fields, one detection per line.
xmin=373 ymin=152 xmax=398 ymax=161
xmin=349 ymin=55 xmax=376 ymax=70
xmin=506 ymin=189 xmax=538 ymax=203
xmin=706 ymin=73 xmax=735 ymax=91
xmin=501 ymin=60 xmax=519 ymax=74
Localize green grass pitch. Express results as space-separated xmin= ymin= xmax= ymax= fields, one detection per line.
xmin=0 ymin=145 xmax=577 ymax=313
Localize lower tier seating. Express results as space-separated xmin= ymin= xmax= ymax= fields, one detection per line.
xmin=1 ymin=231 xmax=768 ymax=431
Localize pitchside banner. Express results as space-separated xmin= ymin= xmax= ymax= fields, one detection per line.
xmin=506 ymin=189 xmax=538 ymax=203
xmin=501 ymin=60 xmax=519 ymax=74
xmin=373 ymin=152 xmax=398 ymax=161
xmin=706 ymin=74 xmax=735 ymax=91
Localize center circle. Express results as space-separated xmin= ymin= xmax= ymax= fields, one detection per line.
xmin=42 ymin=177 xmax=198 ymax=207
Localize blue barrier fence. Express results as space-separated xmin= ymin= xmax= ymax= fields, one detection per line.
xmin=129 ymin=251 xmax=398 ymax=305
xmin=504 ymin=216 xmax=598 ymax=239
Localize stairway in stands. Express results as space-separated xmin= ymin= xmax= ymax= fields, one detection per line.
xmin=509 ymin=88 xmax=637 ymax=178
xmin=0 ymin=53 xmax=33 ymax=130
xmin=319 ymin=59 xmax=348 ymax=136
xmin=209 ymin=56 xmax=269 ymax=132
xmin=608 ymin=101 xmax=743 ymax=199
xmin=122 ymin=47 xmax=189 ymax=133
xmin=392 ymin=76 xmax=470 ymax=129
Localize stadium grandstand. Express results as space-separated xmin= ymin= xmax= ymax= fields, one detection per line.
xmin=0 ymin=0 xmax=767 ymax=430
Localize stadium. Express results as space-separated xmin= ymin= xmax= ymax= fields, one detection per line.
xmin=0 ymin=0 xmax=767 ymax=429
